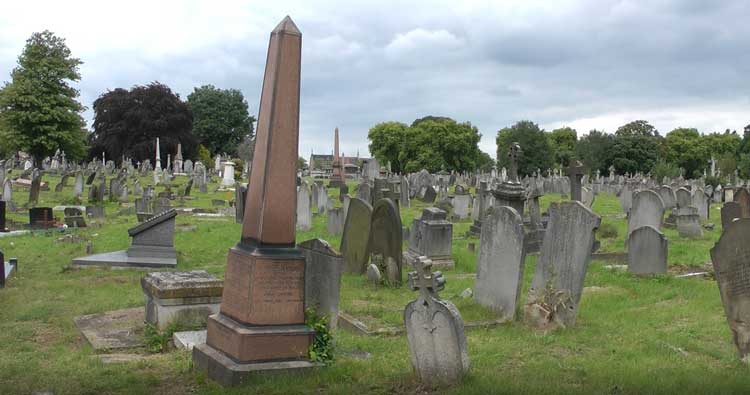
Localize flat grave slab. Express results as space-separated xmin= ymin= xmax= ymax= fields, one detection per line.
xmin=173 ymin=330 xmax=206 ymax=351
xmin=72 ymin=250 xmax=177 ymax=269
xmin=74 ymin=307 xmax=144 ymax=350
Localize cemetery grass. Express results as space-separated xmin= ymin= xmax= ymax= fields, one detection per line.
xmin=0 ymin=177 xmax=748 ymax=394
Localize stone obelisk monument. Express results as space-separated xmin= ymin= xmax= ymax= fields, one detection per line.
xmin=193 ymin=16 xmax=316 ymax=386
xmin=329 ymin=127 xmax=344 ymax=187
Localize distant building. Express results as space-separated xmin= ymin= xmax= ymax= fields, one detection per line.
xmin=309 ymin=152 xmax=367 ymax=178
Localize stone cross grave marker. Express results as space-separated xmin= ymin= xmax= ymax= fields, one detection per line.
xmin=404 ymin=256 xmax=469 ymax=386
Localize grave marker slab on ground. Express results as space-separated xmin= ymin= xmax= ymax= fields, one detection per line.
xmin=141 ymin=270 xmax=223 ymax=330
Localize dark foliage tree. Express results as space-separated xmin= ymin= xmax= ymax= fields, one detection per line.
xmin=368 ymin=121 xmax=409 ymax=173
xmin=89 ymin=82 xmax=196 ymax=163
xmin=615 ymin=120 xmax=660 ymax=137
xmin=496 ymin=121 xmax=554 ymax=176
xmin=0 ymin=30 xmax=88 ymax=165
xmin=663 ymin=127 xmax=709 ymax=178
xmin=606 ymin=134 xmax=659 ymax=175
xmin=576 ymin=130 xmax=614 ymax=175
xmin=187 ymin=85 xmax=255 ymax=156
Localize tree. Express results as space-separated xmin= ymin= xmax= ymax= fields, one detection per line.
xmin=89 ymin=82 xmax=196 ymax=162
xmin=549 ymin=126 xmax=578 ymax=167
xmin=401 ymin=118 xmax=483 ymax=172
xmin=0 ymin=30 xmax=88 ymax=165
xmin=476 ymin=151 xmax=495 ymax=172
xmin=496 ymin=121 xmax=554 ymax=176
xmin=187 ymin=85 xmax=255 ymax=156
xmin=606 ymin=134 xmax=659 ymax=175
xmin=576 ymin=130 xmax=614 ymax=175
xmin=368 ymin=121 xmax=409 ymax=173
xmin=615 ymin=120 xmax=660 ymax=137
xmin=663 ymin=128 xmax=709 ymax=178
xmin=297 ymin=156 xmax=308 ymax=170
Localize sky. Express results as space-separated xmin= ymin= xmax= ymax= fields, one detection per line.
xmin=1 ymin=0 xmax=749 ymax=158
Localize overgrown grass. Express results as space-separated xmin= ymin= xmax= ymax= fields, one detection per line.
xmin=0 ymin=177 xmax=746 ymax=394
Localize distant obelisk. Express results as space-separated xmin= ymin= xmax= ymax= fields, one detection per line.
xmin=193 ymin=16 xmax=316 ymax=386
xmin=154 ymin=138 xmax=162 ymax=171
xmin=329 ymin=127 xmax=344 ymax=187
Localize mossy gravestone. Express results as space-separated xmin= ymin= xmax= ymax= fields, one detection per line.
xmin=627 ymin=225 xmax=667 ymax=275
xmin=340 ymin=197 xmax=372 ymax=273
xmin=366 ymin=198 xmax=402 ymax=285
xmin=405 ymin=257 xmax=469 ymax=385
xmin=711 ymin=218 xmax=750 ymax=361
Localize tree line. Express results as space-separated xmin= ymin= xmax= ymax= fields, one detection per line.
xmin=0 ymin=31 xmax=256 ymax=166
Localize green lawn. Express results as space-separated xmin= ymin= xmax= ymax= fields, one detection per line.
xmin=0 ymin=175 xmax=745 ymax=394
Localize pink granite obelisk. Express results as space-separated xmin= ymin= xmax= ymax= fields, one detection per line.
xmin=329 ymin=127 xmax=344 ymax=187
xmin=193 ymin=16 xmax=316 ymax=386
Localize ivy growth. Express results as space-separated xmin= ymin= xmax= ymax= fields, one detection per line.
xmin=305 ymin=308 xmax=334 ymax=364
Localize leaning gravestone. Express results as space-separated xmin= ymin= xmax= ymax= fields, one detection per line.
xmin=367 ymin=198 xmax=403 ymax=285
xmin=627 ymin=225 xmax=667 ymax=275
xmin=404 ymin=256 xmax=469 ymax=386
xmin=326 ymin=207 xmax=345 ymax=235
xmin=525 ymin=201 xmax=601 ymax=329
xmin=721 ymin=202 xmax=742 ymax=230
xmin=474 ymin=206 xmax=526 ymax=321
xmin=711 ymin=219 xmax=750 ymax=360
xmin=340 ymin=197 xmax=372 ymax=273
xmin=658 ymin=185 xmax=676 ymax=209
xmin=72 ymin=209 xmax=178 ymax=268
xmin=300 ymin=238 xmax=344 ymax=330
xmin=627 ymin=190 xmax=664 ymax=238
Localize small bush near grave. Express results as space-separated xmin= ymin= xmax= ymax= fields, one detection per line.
xmin=306 ymin=308 xmax=334 ymax=364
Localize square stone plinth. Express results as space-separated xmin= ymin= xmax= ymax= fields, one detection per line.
xmin=193 ymin=343 xmax=321 ymax=386
xmin=142 ymin=271 xmax=223 ymax=330
xmin=220 ymin=246 xmax=306 ymax=326
xmin=205 ymin=313 xmax=314 ymax=362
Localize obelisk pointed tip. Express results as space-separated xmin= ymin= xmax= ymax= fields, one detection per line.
xmin=273 ymin=16 xmax=301 ymax=36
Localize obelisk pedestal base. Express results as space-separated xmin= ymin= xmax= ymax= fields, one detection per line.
xmin=193 ymin=342 xmax=322 ymax=386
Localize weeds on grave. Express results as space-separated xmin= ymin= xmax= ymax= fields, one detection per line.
xmin=305 ymin=308 xmax=334 ymax=364
xmin=598 ymin=223 xmax=618 ymax=239
xmin=144 ymin=322 xmax=181 ymax=353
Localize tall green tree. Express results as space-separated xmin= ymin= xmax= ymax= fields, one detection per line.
xmin=89 ymin=82 xmax=196 ymax=162
xmin=0 ymin=30 xmax=88 ymax=165
xmin=496 ymin=121 xmax=554 ymax=176
xmin=187 ymin=85 xmax=255 ymax=156
xmin=615 ymin=120 xmax=660 ymax=137
xmin=663 ymin=128 xmax=709 ymax=178
xmin=548 ymin=126 xmax=578 ymax=167
xmin=368 ymin=121 xmax=408 ymax=173
xmin=576 ymin=129 xmax=614 ymax=175
xmin=607 ymin=134 xmax=660 ymax=175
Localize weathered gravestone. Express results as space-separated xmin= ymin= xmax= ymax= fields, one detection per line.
xmin=234 ymin=184 xmax=247 ymax=224
xmin=400 ymin=176 xmax=410 ymax=208
xmin=64 ymin=207 xmax=86 ymax=228
xmin=627 ymin=225 xmax=667 ymax=275
xmin=367 ymin=198 xmax=403 ymax=286
xmin=658 ymin=185 xmax=676 ymax=209
xmin=0 ymin=201 xmax=6 ymax=232
xmin=296 ymin=182 xmax=312 ymax=231
xmin=404 ymin=207 xmax=454 ymax=269
xmin=326 ymin=207 xmax=345 ymax=235
xmin=581 ymin=186 xmax=595 ymax=208
xmin=627 ymin=190 xmax=664 ymax=238
xmin=0 ymin=251 xmax=18 ymax=289
xmin=474 ymin=206 xmax=526 ymax=321
xmin=721 ymin=202 xmax=742 ymax=230
xmin=734 ymin=188 xmax=750 ymax=219
xmin=676 ymin=212 xmax=703 ymax=238
xmin=692 ymin=187 xmax=709 ymax=220
xmin=710 ymin=219 xmax=750 ymax=360
xmin=72 ymin=209 xmax=178 ymax=268
xmin=356 ymin=182 xmax=372 ymax=205
xmin=452 ymin=194 xmax=471 ymax=220
xmin=525 ymin=201 xmax=601 ymax=329
xmin=340 ymin=197 xmax=372 ymax=273
xmin=28 ymin=171 xmax=41 ymax=205
xmin=421 ymin=185 xmax=437 ymax=203
xmin=135 ymin=197 xmax=153 ymax=222
xmin=300 ymin=238 xmax=343 ymax=330
xmin=142 ymin=270 xmax=223 ymax=330
xmin=676 ymin=187 xmax=692 ymax=210
xmin=404 ymin=256 xmax=469 ymax=385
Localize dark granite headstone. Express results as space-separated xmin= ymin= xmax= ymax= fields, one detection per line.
xmin=721 ymin=202 xmax=742 ymax=230
xmin=367 ymin=198 xmax=403 ymax=285
xmin=29 ymin=207 xmax=54 ymax=229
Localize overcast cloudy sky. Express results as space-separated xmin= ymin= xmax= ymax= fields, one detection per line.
xmin=1 ymin=0 xmax=749 ymax=157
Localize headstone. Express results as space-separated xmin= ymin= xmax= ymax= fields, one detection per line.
xmin=721 ymin=202 xmax=742 ymax=230
xmin=692 ymin=187 xmax=709 ymax=220
xmin=567 ymin=160 xmax=585 ymax=202
xmin=193 ymin=17 xmax=318 ymax=386
xmin=474 ymin=206 xmax=526 ymax=321
xmin=525 ymin=201 xmax=601 ymax=329
xmin=658 ymin=185 xmax=676 ymax=209
xmin=72 ymin=209 xmax=178 ymax=268
xmin=400 ymin=176 xmax=410 ymax=208
xmin=735 ymin=188 xmax=750 ymax=219
xmin=710 ymin=219 xmax=750 ymax=360
xmin=234 ymin=184 xmax=247 ymax=224
xmin=367 ymin=198 xmax=403 ymax=286
xmin=220 ymin=161 xmax=236 ymax=187
xmin=356 ymin=182 xmax=371 ymax=205
xmin=676 ymin=187 xmax=692 ymax=209
xmin=340 ymin=197 xmax=373 ymax=273
xmin=300 ymin=239 xmax=343 ymax=330
xmin=142 ymin=271 xmax=223 ymax=330
xmin=676 ymin=213 xmax=703 ymax=238
xmin=64 ymin=207 xmax=86 ymax=228
xmin=404 ymin=256 xmax=469 ymax=385
xmin=29 ymin=207 xmax=54 ymax=229
xmin=0 ymin=201 xmax=5 ymax=232
xmin=627 ymin=225 xmax=667 ymax=275
xmin=296 ymin=182 xmax=312 ymax=231
xmin=627 ymin=190 xmax=664 ymax=238
xmin=326 ymin=207 xmax=345 ymax=235
xmin=452 ymin=194 xmax=471 ymax=220
xmin=74 ymin=173 xmax=84 ymax=197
